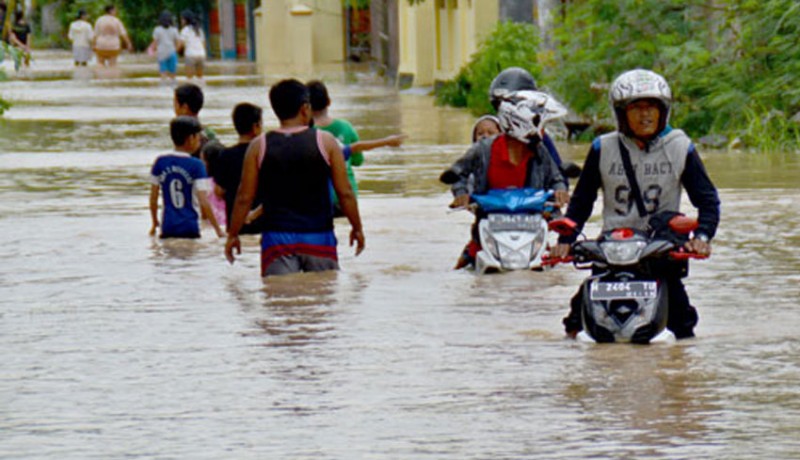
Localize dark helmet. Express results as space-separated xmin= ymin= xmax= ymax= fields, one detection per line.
xmin=489 ymin=67 xmax=538 ymax=111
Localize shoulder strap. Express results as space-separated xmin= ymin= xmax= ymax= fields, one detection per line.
xmin=617 ymin=138 xmax=647 ymax=218
xmin=257 ymin=133 xmax=267 ymax=169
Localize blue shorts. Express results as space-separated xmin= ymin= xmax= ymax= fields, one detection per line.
xmin=158 ymin=53 xmax=178 ymax=74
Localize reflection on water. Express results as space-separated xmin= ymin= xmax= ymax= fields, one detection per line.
xmin=560 ymin=344 xmax=721 ymax=457
xmin=1 ymin=55 xmax=800 ymax=459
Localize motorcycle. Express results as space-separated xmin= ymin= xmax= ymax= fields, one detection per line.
xmin=467 ymin=188 xmax=558 ymax=274
xmin=544 ymin=214 xmax=707 ymax=344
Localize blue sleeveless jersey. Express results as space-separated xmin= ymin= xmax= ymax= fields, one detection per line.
xmin=150 ymin=152 xmax=210 ymax=238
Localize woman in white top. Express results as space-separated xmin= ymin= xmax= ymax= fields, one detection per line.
xmin=179 ymin=10 xmax=207 ymax=80
xmin=68 ymin=9 xmax=94 ymax=66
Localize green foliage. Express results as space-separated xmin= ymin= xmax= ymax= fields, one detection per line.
xmin=0 ymin=96 xmax=10 ymax=116
xmin=0 ymin=42 xmax=13 ymax=116
xmin=547 ymin=0 xmax=800 ymax=149
xmin=741 ymin=106 xmax=800 ymax=152
xmin=435 ymin=21 xmax=542 ymax=115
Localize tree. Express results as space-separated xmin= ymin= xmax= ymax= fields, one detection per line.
xmin=547 ymin=0 xmax=800 ymax=148
xmin=436 ymin=21 xmax=542 ymax=115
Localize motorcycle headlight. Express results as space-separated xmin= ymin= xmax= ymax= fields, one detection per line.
xmin=481 ymin=230 xmax=499 ymax=259
xmin=600 ymin=241 xmax=646 ymax=265
xmin=529 ymin=227 xmax=545 ymax=258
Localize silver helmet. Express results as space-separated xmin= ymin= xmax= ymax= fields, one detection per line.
xmin=497 ymin=90 xmax=567 ymax=143
xmin=609 ymin=69 xmax=672 ymax=134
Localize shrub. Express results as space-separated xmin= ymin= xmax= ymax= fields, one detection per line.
xmin=435 ymin=21 xmax=542 ymax=116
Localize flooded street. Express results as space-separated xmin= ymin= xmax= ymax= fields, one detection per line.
xmin=2 ymin=54 xmax=800 ymax=459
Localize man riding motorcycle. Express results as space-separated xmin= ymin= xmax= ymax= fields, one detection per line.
xmin=549 ymin=69 xmax=721 ymax=339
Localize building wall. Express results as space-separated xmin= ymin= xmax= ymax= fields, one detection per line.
xmin=254 ymin=0 xmax=345 ymax=73
xmin=398 ymin=0 xmax=498 ymax=87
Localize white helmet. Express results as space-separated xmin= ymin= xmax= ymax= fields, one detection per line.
xmin=497 ymin=90 xmax=567 ymax=143
xmin=609 ymin=69 xmax=672 ymax=134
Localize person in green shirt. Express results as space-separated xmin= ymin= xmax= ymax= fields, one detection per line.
xmin=307 ymin=80 xmax=362 ymax=213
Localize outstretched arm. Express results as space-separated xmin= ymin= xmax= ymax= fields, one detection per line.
xmin=349 ymin=134 xmax=406 ymax=153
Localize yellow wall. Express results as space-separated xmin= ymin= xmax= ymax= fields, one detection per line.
xmin=255 ymin=0 xmax=345 ymax=74
xmin=398 ymin=0 xmax=435 ymax=86
xmin=399 ymin=0 xmax=499 ymax=87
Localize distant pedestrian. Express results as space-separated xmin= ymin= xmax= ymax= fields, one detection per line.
xmin=149 ymin=116 xmax=223 ymax=239
xmin=93 ymin=4 xmax=131 ymax=68
xmin=179 ymin=10 xmax=206 ymax=80
xmin=0 ymin=2 xmax=7 ymax=41
xmin=9 ymin=9 xmax=32 ymax=70
xmin=149 ymin=10 xmax=180 ymax=81
xmin=68 ymin=9 xmax=94 ymax=66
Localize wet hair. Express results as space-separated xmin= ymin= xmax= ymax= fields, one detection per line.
xmin=200 ymin=140 xmax=224 ymax=176
xmin=105 ymin=5 xmax=116 ymax=14
xmin=170 ymin=116 xmax=202 ymax=146
xmin=269 ymin=79 xmax=310 ymax=121
xmin=180 ymin=9 xmax=201 ymax=35
xmin=232 ymin=103 xmax=263 ymax=135
xmin=306 ymin=80 xmax=331 ymax=112
xmin=174 ymin=83 xmax=204 ymax=115
xmin=158 ymin=10 xmax=173 ymax=28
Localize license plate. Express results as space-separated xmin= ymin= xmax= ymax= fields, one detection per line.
xmin=488 ymin=214 xmax=541 ymax=232
xmin=590 ymin=281 xmax=657 ymax=300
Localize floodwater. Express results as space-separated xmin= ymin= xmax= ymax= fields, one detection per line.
xmin=2 ymin=53 xmax=800 ymax=459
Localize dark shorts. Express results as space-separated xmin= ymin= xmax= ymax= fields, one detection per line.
xmin=261 ymin=230 xmax=338 ymax=277
xmin=263 ymin=254 xmax=339 ymax=276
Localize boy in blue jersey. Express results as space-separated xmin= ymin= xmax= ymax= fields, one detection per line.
xmin=149 ymin=116 xmax=224 ymax=239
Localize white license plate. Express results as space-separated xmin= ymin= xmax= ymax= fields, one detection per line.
xmin=590 ymin=281 xmax=657 ymax=300
xmin=488 ymin=214 xmax=541 ymax=232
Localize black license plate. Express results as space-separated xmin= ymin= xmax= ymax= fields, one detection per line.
xmin=590 ymin=281 xmax=657 ymax=300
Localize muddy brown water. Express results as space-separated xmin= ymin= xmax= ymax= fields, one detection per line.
xmin=1 ymin=54 xmax=800 ymax=459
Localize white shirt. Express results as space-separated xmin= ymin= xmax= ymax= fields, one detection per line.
xmin=179 ymin=26 xmax=206 ymax=59
xmin=68 ymin=19 xmax=94 ymax=48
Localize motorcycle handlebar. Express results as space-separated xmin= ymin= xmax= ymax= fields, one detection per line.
xmin=669 ymin=250 xmax=709 ymax=261
xmin=541 ymin=254 xmax=573 ymax=267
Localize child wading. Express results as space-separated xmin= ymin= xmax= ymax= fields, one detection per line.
xmin=149 ymin=116 xmax=223 ymax=239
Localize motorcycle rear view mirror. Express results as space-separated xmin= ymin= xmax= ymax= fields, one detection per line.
xmin=439 ymin=168 xmax=459 ymax=185
xmin=668 ymin=215 xmax=699 ymax=234
xmin=549 ymin=217 xmax=578 ymax=236
xmin=561 ymin=161 xmax=582 ymax=179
